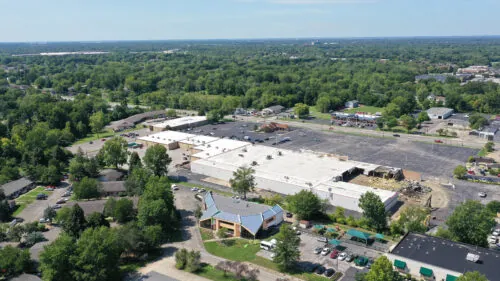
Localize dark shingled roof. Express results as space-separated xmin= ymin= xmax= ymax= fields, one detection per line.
xmin=101 ymin=181 xmax=126 ymax=193
xmin=0 ymin=177 xmax=32 ymax=197
xmin=391 ymin=232 xmax=500 ymax=281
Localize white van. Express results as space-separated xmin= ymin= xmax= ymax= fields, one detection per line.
xmin=260 ymin=241 xmax=274 ymax=251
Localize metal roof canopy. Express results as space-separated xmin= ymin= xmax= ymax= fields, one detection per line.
xmin=347 ymin=229 xmax=371 ymax=240
xmin=419 ymin=267 xmax=433 ymax=277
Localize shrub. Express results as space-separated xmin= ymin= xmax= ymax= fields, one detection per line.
xmin=175 ymin=248 xmax=188 ymax=269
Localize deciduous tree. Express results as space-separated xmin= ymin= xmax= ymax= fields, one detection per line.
xmin=273 ymin=224 xmax=300 ymax=272
xmin=98 ymin=137 xmax=128 ymax=168
xmin=286 ymin=190 xmax=323 ymax=220
xmin=359 ymin=192 xmax=387 ymax=231
xmin=143 ymin=144 xmax=171 ymax=177
xmin=364 ymin=256 xmax=402 ymax=281
xmin=229 ymin=166 xmax=256 ymax=199
xmin=446 ymin=200 xmax=495 ymax=247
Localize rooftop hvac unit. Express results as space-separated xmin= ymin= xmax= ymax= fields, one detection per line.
xmin=266 ymin=155 xmax=272 ymax=160
xmin=466 ymin=253 xmax=480 ymax=263
xmin=277 ymin=151 xmax=283 ymax=156
xmin=242 ymin=148 xmax=247 ymax=152
xmin=238 ymin=154 xmax=244 ymax=157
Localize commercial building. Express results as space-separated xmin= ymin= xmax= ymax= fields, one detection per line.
xmin=178 ymin=135 xmax=219 ymax=150
xmin=387 ymin=232 xmax=500 ymax=281
xmin=190 ymin=138 xmax=249 ymax=161
xmin=137 ymin=131 xmax=196 ymax=150
xmin=191 ymin=145 xmax=400 ymax=212
xmin=146 ymin=116 xmax=208 ymax=132
xmin=426 ymin=107 xmax=454 ymax=120
xmin=199 ymin=192 xmax=284 ymax=238
xmin=1 ymin=178 xmax=34 ymax=199
xmin=106 ymin=110 xmax=166 ymax=132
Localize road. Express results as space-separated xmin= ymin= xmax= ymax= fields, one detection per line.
xmin=238 ymin=115 xmax=488 ymax=149
xmin=136 ymin=185 xmax=299 ymax=281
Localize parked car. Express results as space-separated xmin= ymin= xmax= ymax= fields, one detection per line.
xmin=52 ymin=204 xmax=61 ymax=209
xmin=171 ymin=184 xmax=179 ymax=191
xmin=314 ymin=266 xmax=325 ymax=275
xmin=101 ymin=138 xmax=106 ymax=141
xmin=321 ymin=247 xmax=330 ymax=256
xmin=45 ymin=187 xmax=54 ymax=191
xmin=346 ymin=253 xmax=354 ymax=262
xmin=313 ymin=247 xmax=322 ymax=255
xmin=338 ymin=252 xmax=347 ymax=261
xmin=286 ymin=212 xmax=293 ymax=218
xmin=366 ymin=259 xmax=374 ymax=269
xmin=198 ymin=188 xmax=206 ymax=193
xmin=488 ymin=237 xmax=497 ymax=244
xmin=36 ymin=194 xmax=48 ymax=200
xmin=324 ymin=268 xmax=335 ymax=277
xmin=56 ymin=199 xmax=66 ymax=204
xmin=393 ymin=134 xmax=400 ymax=137
xmin=62 ymin=192 xmax=71 ymax=197
xmin=317 ymin=237 xmax=328 ymax=243
xmin=492 ymin=231 xmax=500 ymax=236
xmin=39 ymin=218 xmax=49 ymax=223
xmin=330 ymin=250 xmax=339 ymax=259
xmin=191 ymin=187 xmax=199 ymax=192
xmin=478 ymin=192 xmax=487 ymax=198
xmin=434 ymin=139 xmax=443 ymax=143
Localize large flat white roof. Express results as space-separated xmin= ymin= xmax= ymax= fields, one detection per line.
xmin=314 ymin=181 xmax=397 ymax=203
xmin=138 ymin=131 xmax=195 ymax=145
xmin=151 ymin=116 xmax=207 ymax=129
xmin=194 ymin=145 xmax=359 ymax=187
xmin=192 ymin=139 xmax=250 ymax=159
xmin=179 ymin=135 xmax=219 ymax=146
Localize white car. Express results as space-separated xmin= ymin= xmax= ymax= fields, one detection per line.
xmin=171 ymin=184 xmax=179 ymax=190
xmin=321 ymin=247 xmax=330 ymax=256
xmin=488 ymin=237 xmax=497 ymax=244
xmin=338 ymin=252 xmax=347 ymax=261
xmin=478 ymin=192 xmax=487 ymax=198
xmin=492 ymin=231 xmax=500 ymax=236
xmin=191 ymin=187 xmax=199 ymax=192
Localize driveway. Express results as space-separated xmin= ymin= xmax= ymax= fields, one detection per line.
xmin=17 ymin=185 xmax=69 ymax=223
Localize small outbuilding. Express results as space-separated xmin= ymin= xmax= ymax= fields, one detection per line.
xmin=345 ymin=100 xmax=359 ymax=109
xmin=261 ymin=105 xmax=285 ymax=116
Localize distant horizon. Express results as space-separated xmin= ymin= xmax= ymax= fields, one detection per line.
xmin=3 ymin=34 xmax=500 ymax=44
xmin=1 ymin=0 xmax=499 ymax=42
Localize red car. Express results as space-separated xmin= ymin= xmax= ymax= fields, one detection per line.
xmin=330 ymin=250 xmax=339 ymax=259
xmin=434 ymin=139 xmax=443 ymax=143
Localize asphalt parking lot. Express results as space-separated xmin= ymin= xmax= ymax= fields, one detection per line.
xmin=67 ymin=128 xmax=150 ymax=157
xmin=17 ymin=185 xmax=69 ymax=223
xmin=257 ymin=232 xmax=383 ymax=274
xmin=189 ymin=121 xmax=478 ymax=178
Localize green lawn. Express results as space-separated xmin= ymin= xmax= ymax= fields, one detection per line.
xmin=205 ymin=239 xmax=261 ymax=261
xmin=195 ymin=264 xmax=242 ymax=281
xmin=309 ymin=106 xmax=332 ymax=120
xmin=204 ymin=239 xmax=333 ymax=281
xmin=343 ymin=106 xmax=384 ymax=114
xmin=13 ymin=186 xmax=52 ymax=216
xmin=73 ymin=129 xmax=115 ymax=145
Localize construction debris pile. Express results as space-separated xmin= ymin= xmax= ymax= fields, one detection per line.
xmin=399 ymin=180 xmax=432 ymax=197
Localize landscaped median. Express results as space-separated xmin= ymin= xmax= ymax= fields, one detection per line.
xmin=203 ymin=238 xmax=339 ymax=281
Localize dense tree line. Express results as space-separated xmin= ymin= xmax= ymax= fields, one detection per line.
xmin=0 ymin=88 xmax=142 ymax=184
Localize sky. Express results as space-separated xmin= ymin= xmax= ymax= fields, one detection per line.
xmin=0 ymin=0 xmax=499 ymax=42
